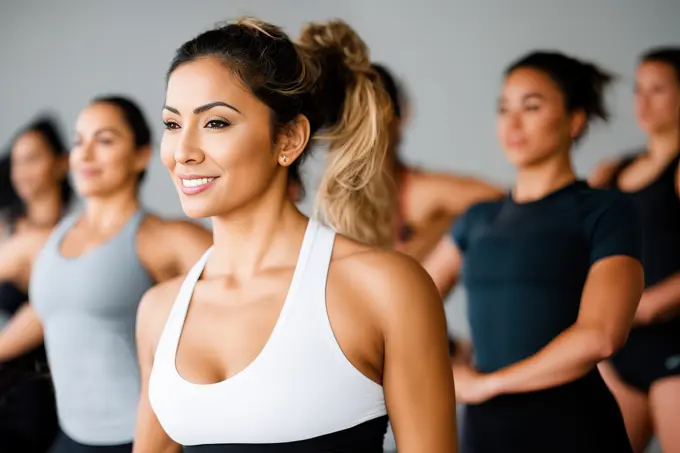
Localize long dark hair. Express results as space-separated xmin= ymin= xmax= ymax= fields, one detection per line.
xmin=0 ymin=116 xmax=73 ymax=227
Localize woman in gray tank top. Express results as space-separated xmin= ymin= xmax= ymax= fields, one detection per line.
xmin=0 ymin=116 xmax=73 ymax=453
xmin=0 ymin=96 xmax=212 ymax=453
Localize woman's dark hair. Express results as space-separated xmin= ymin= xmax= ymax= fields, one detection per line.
xmin=0 ymin=116 xmax=73 ymax=227
xmin=641 ymin=47 xmax=680 ymax=84
xmin=371 ymin=63 xmax=403 ymax=119
xmin=0 ymin=154 xmax=17 ymax=210
xmin=91 ymin=95 xmax=152 ymax=185
xmin=506 ymin=51 xmax=614 ymax=140
xmin=167 ymin=18 xmax=395 ymax=247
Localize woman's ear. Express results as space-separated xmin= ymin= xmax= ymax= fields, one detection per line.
xmin=276 ymin=115 xmax=310 ymax=167
xmin=569 ymin=109 xmax=587 ymax=140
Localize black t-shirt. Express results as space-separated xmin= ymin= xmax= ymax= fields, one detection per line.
xmin=453 ymin=181 xmax=642 ymax=373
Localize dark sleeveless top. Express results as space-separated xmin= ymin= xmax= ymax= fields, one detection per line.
xmin=608 ymin=152 xmax=680 ymax=288
xmin=0 ymin=223 xmax=51 ymax=398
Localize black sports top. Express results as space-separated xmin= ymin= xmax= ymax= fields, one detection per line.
xmin=453 ymin=181 xmax=642 ymax=373
xmin=609 ymin=153 xmax=680 ymax=288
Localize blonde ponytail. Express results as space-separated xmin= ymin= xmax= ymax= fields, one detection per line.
xmin=298 ymin=21 xmax=397 ymax=248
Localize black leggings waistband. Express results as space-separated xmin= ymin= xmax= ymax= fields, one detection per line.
xmin=49 ymin=431 xmax=132 ymax=453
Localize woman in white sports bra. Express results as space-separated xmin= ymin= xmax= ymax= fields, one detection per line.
xmin=133 ymin=17 xmax=457 ymax=453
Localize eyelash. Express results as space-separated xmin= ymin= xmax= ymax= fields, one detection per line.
xmin=497 ymin=105 xmax=540 ymax=114
xmin=163 ymin=119 xmax=231 ymax=130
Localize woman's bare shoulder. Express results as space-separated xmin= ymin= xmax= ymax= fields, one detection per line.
xmin=331 ymin=234 xmax=442 ymax=316
xmin=136 ymin=277 xmax=185 ymax=348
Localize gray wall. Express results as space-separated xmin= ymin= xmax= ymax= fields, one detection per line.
xmin=1 ymin=2 xmax=678 ymax=450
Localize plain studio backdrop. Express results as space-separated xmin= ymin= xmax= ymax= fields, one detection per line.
xmin=1 ymin=1 xmax=678 ymax=451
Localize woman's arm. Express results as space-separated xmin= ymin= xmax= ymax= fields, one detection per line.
xmin=479 ymin=256 xmax=643 ymax=396
xmin=423 ymin=173 xmax=505 ymax=219
xmin=0 ymin=236 xmax=30 ymax=288
xmin=375 ymin=253 xmax=457 ymax=452
xmin=635 ymin=272 xmax=680 ymax=324
xmin=396 ymin=213 xmax=454 ymax=262
xmin=420 ymin=236 xmax=462 ymax=298
xmin=132 ymin=280 xmax=183 ymax=453
xmin=0 ymin=229 xmax=51 ymax=290
xmin=637 ymin=165 xmax=680 ymax=321
xmin=0 ymin=303 xmax=44 ymax=363
xmin=588 ymin=158 xmax=621 ymax=188
xmin=139 ymin=218 xmax=213 ymax=283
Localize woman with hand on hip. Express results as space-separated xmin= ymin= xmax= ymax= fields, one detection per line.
xmin=435 ymin=51 xmax=644 ymax=452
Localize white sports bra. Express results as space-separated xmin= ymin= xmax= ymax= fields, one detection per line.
xmin=148 ymin=219 xmax=388 ymax=450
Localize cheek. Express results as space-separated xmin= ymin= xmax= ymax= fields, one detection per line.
xmin=657 ymin=94 xmax=680 ymax=117
xmin=37 ymin=160 xmax=56 ymax=179
xmin=97 ymin=146 xmax=136 ymax=182
xmin=211 ymin=127 xmax=274 ymax=178
xmin=160 ymin=133 xmax=177 ymax=171
xmin=529 ymin=114 xmax=565 ymax=147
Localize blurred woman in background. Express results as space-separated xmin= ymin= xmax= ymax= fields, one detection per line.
xmin=0 ymin=96 xmax=212 ymax=453
xmin=0 ymin=116 xmax=72 ymax=452
xmin=589 ymin=47 xmax=680 ymax=453
xmin=432 ymin=51 xmax=643 ymax=452
xmin=372 ymin=64 xmax=504 ymax=267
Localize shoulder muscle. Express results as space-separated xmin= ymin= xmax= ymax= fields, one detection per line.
xmin=136 ymin=277 xmax=184 ymax=359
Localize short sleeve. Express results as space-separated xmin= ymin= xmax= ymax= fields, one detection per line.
xmin=589 ymin=194 xmax=642 ymax=265
xmin=451 ymin=208 xmax=471 ymax=253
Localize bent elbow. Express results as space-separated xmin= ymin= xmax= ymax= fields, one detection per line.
xmin=595 ymin=331 xmax=628 ymax=360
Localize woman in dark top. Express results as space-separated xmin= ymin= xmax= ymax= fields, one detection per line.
xmin=0 ymin=116 xmax=71 ymax=452
xmin=589 ymin=47 xmax=680 ymax=453
xmin=434 ymin=51 xmax=644 ymax=452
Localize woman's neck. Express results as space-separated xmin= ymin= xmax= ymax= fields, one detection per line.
xmin=647 ymin=127 xmax=680 ymax=161
xmin=25 ymin=189 xmax=63 ymax=228
xmin=83 ymin=185 xmax=140 ymax=233
xmin=513 ymin=153 xmax=576 ymax=203
xmin=210 ymin=184 xmax=308 ymax=281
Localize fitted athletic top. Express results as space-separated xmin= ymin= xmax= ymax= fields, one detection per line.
xmin=30 ymin=210 xmax=154 ymax=445
xmin=149 ymin=219 xmax=388 ymax=451
xmin=609 ymin=152 xmax=680 ymax=288
xmin=453 ymin=181 xmax=642 ymax=373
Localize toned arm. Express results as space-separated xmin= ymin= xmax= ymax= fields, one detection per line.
xmin=484 ymin=255 xmax=643 ymax=395
xmin=368 ymin=253 xmax=458 ymax=452
xmin=423 ymin=173 xmax=505 ymax=218
xmin=132 ymin=280 xmax=183 ymax=453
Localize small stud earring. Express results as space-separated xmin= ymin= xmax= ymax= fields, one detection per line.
xmin=281 ymin=155 xmax=288 ymax=163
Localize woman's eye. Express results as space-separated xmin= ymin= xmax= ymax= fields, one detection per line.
xmin=205 ymin=120 xmax=230 ymax=129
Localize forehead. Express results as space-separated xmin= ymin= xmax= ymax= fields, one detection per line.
xmin=12 ymin=131 xmax=49 ymax=156
xmin=165 ymin=57 xmax=263 ymax=114
xmin=76 ymin=103 xmax=127 ymax=133
xmin=503 ymin=67 xmax=562 ymax=99
xmin=638 ymin=61 xmax=678 ymax=84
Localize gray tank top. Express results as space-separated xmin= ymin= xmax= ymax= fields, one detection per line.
xmin=30 ymin=210 xmax=154 ymax=445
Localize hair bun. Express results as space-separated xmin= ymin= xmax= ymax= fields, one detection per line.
xmin=298 ymin=20 xmax=371 ymax=73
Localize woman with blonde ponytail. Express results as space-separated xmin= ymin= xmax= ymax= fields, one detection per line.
xmin=133 ymin=17 xmax=457 ymax=453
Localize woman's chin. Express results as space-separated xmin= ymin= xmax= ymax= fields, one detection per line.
xmin=179 ymin=201 xmax=213 ymax=220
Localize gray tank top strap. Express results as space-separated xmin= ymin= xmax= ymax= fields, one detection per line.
xmin=41 ymin=212 xmax=81 ymax=251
